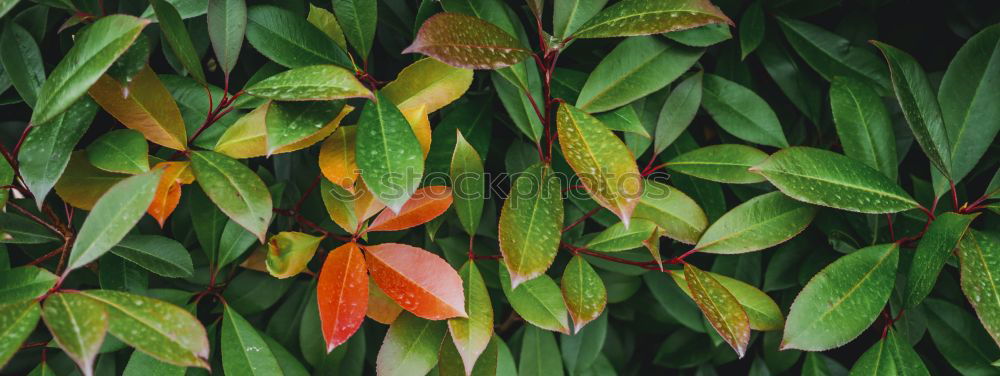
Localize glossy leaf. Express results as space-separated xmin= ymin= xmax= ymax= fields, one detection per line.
xmin=782 ymin=243 xmax=899 ymax=351
xmin=696 ymin=191 xmax=816 ymax=254
xmin=0 ymin=266 xmax=56 ymax=301
xmin=498 ymin=262 xmax=570 ymax=334
xmin=366 ymin=243 xmax=466 ymax=320
xmin=53 ymin=152 xmax=128 ymax=210
xmin=356 ymin=91 xmax=425 ymax=212
xmin=775 ymin=16 xmax=889 ymax=93
xmin=383 ymin=58 xmax=474 ymax=114
xmin=451 ymin=131 xmax=485 ymax=236
xmin=111 ymin=235 xmax=194 ymax=278
xmin=519 ymin=325 xmax=564 ymax=376
xmin=0 ymin=301 xmax=40 ymax=368
xmin=553 ymin=0 xmax=608 ymax=40
xmin=85 ymin=129 xmax=148 ymax=174
xmin=245 ymin=65 xmax=371 ymax=101
xmin=671 ymin=269 xmax=783 ymax=331
xmin=561 ymin=255 xmax=607 ymax=332
xmin=701 ymin=73 xmax=789 ymax=148
xmin=191 ymin=151 xmax=273 ymax=241
xmin=222 ymin=304 xmax=282 ymax=375
xmin=849 ymin=329 xmax=930 ymax=376
xmin=573 ymin=0 xmax=733 ymax=39
xmin=498 ymin=163 xmax=564 ymax=287
xmin=829 ymin=76 xmax=897 ymax=181
xmin=0 ymin=22 xmax=44 ymax=108
xmin=439 ymin=332 xmax=500 ymax=376
xmin=683 ymin=263 xmax=750 ymax=358
xmin=319 ymin=125 xmax=359 ymax=190
xmin=265 ymin=100 xmax=346 ymax=154
xmin=958 ymin=230 xmax=1000 ymax=348
xmin=17 ymin=97 xmax=98 ymax=208
xmin=307 ymin=4 xmax=347 ymax=50
xmin=88 ymin=65 xmax=187 ymax=150
xmin=245 ymin=5 xmax=352 ymax=69
xmin=41 ymin=292 xmax=107 ymax=376
xmin=596 ymin=105 xmax=650 ymax=138
xmin=317 ymin=242 xmax=368 ymax=351
xmin=557 ymin=103 xmax=642 ymax=225
xmin=214 ymin=102 xmax=353 ymax=158
xmin=448 ymin=261 xmax=494 ymax=375
xmin=665 ymin=144 xmax=769 ymax=184
xmin=146 ymin=161 xmax=194 ymax=226
xmin=924 ymin=299 xmax=1000 ymax=375
xmin=151 ymin=0 xmax=205 ymax=85
xmin=332 ymin=0 xmax=376 ymax=61
xmin=586 ymin=219 xmax=657 ymax=252
xmin=66 ymin=170 xmax=161 ymax=272
xmin=903 ymin=212 xmax=977 ymax=308
xmin=750 ymin=147 xmax=919 ymax=213
xmin=654 ymin=72 xmax=702 ymax=154
xmin=32 ymin=15 xmax=148 ymax=125
xmin=377 ymin=312 xmax=447 ymax=376
xmin=368 ymin=277 xmax=403 ymax=325
xmin=632 ymin=180 xmax=707 ymax=244
xmin=739 ymin=2 xmax=764 ymax=59
xmin=368 ymin=186 xmax=453 ymax=232
xmin=265 ymin=232 xmax=322 ymax=279
xmin=207 ymin=0 xmax=246 ymax=76
xmin=403 ymin=12 xmax=531 ymax=70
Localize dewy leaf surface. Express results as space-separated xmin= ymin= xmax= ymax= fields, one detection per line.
xmin=403 ymin=12 xmax=531 ymax=70
xmin=632 ymin=180 xmax=707 ymax=244
xmin=561 ymin=255 xmax=607 ymax=332
xmin=958 ymin=230 xmax=1000 ymax=348
xmin=829 ymin=75 xmax=897 ymax=181
xmin=0 ymin=301 xmax=41 ymax=367
xmin=245 ymin=65 xmax=372 ymax=101
xmin=85 ymin=129 xmax=149 ymax=175
xmin=671 ymin=269 xmax=783 ymax=331
xmin=904 ymin=212 xmax=977 ymax=308
xmin=382 ymin=58 xmax=473 ymax=114
xmin=88 ymin=65 xmax=187 ymax=150
xmin=207 ymin=0 xmax=246 ymax=76
xmin=190 ymin=151 xmax=273 ymax=242
xmin=498 ymin=163 xmax=564 ymax=287
xmin=355 ymin=91 xmax=425 ymax=212
xmin=317 ymin=242 xmax=368 ymax=352
xmin=365 ymin=243 xmax=466 ymax=320
xmin=683 ymin=263 xmax=750 ymax=358
xmin=665 ymin=144 xmax=769 ymax=184
xmin=448 ymin=261 xmax=494 ymax=375
xmin=221 ymin=304 xmax=282 ymax=375
xmin=41 ymin=292 xmax=107 ymax=376
xmin=573 ymin=0 xmax=733 ymax=39
xmin=368 ymin=186 xmax=453 ymax=232
xmin=451 ymin=131 xmax=485 ymax=236
xmin=775 ymin=16 xmax=890 ymax=93
xmin=695 ymin=191 xmax=816 ymax=254
xmin=18 ymin=97 xmax=98 ymax=208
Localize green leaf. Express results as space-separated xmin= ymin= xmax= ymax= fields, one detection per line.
xmin=356 ymin=91 xmax=425 ymax=212
xmin=595 ymin=105 xmax=650 ymax=138
xmin=632 ymin=180 xmax=707 ymax=244
xmin=938 ymin=24 xmax=1000 ymax=185
xmin=750 ymin=147 xmax=919 ymax=213
xmin=557 ymin=103 xmax=642 ymax=225
xmin=519 ymin=325 xmax=564 ymax=376
xmin=85 ymin=129 xmax=149 ymax=174
xmin=66 ymin=169 xmax=162 ymax=272
xmin=222 ymin=304 xmax=282 ymax=375
xmin=0 ymin=212 xmax=60 ymax=244
xmin=110 ymin=235 xmax=194 ymax=278
xmin=403 ymin=12 xmax=531 ymax=70
xmin=498 ymin=163 xmax=563 ymax=286
xmin=695 ymin=191 xmax=816 ymax=254
xmin=207 ymin=0 xmax=246 ymax=76
xmin=577 ymin=36 xmax=703 ymax=113
xmin=41 ymin=292 xmax=107 ymax=375
xmin=682 ymin=263 xmax=750 ymax=358
xmin=122 ymin=350 xmax=185 ymax=376
xmin=664 ymin=23 xmax=732 ymax=47
xmin=903 ymin=212 xmax=977 ymax=308
xmin=0 ymin=300 xmax=41 ymax=368
xmin=332 ymin=0 xmax=376 ymax=61
xmin=150 ymin=0 xmax=206 ymax=85
xmin=756 ymin=35 xmax=824 ymax=124
xmin=958 ymin=230 xmax=1000 ymax=348
xmin=498 ymin=262 xmax=570 ymax=334
xmin=654 ymin=72 xmax=702 ymax=154
xmin=245 ymin=65 xmax=371 ymax=101
xmin=924 ymin=299 xmax=1000 ymax=375
xmin=265 ymin=231 xmax=321 ymax=279
xmin=573 ymin=0 xmax=732 ymax=39
xmin=561 ymin=255 xmax=607 ymax=331
xmin=849 ymin=329 xmax=930 ymax=375
xmin=440 ymin=332 xmax=501 ymax=376
xmin=0 ymin=158 xmax=9 ymax=209
xmin=190 ymin=151 xmax=273 ymax=242
xmin=829 ymin=76 xmax=898 ymax=181
xmin=782 ymin=243 xmax=899 ymax=351
xmin=701 ymin=73 xmax=789 ymax=148
xmin=265 ymin=100 xmax=346 ymax=153
xmin=586 ymin=219 xmax=657 ymax=252
xmin=0 ymin=0 xmax=20 ymax=19
xmin=0 ymin=266 xmax=56 ymax=301
xmin=560 ymin=312 xmax=607 ymax=375
xmin=671 ymin=269 xmax=784 ymax=331
xmin=775 ymin=16 xmax=889 ymax=93
xmin=376 ymin=312 xmax=447 ymax=376
xmin=26 ymin=362 xmax=57 ymax=376
xmin=307 ymin=4 xmax=347 ymax=51
xmin=738 ymin=2 xmax=764 ymax=59
xmin=140 ymin=0 xmax=209 ymax=20
xmin=107 ymin=34 xmax=152 ymax=87
xmin=665 ymin=144 xmax=769 ymax=184
xmin=553 ymin=0 xmax=608 ymax=40
xmin=18 ymin=97 xmax=98 ymax=208
xmin=871 ymin=41 xmax=952 ymax=179
xmin=451 ymin=130 xmax=485 ymax=236
xmin=448 ymin=261 xmax=494 ymax=375
xmin=80 ymin=290 xmax=209 ymax=368
xmin=0 ymin=22 xmax=44 ymax=108
xmin=246 ymin=5 xmax=353 ymax=69
xmin=32 ymin=15 xmax=148 ymax=125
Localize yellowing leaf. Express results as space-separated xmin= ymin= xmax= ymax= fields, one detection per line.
xmin=683 ymin=263 xmax=750 ymax=358
xmin=561 ymin=255 xmax=607 ymax=332
xmin=55 ymin=151 xmax=128 ymax=210
xmin=88 ymin=65 xmax=187 ymax=150
xmin=403 ymin=12 xmax=531 ymax=70
xmin=382 ymin=58 xmax=473 ymax=113
xmin=265 ymin=232 xmax=323 ymax=279
xmin=498 ymin=163 xmax=564 ymax=287
xmin=319 ymin=125 xmax=359 ymax=190
xmin=214 ymin=102 xmax=353 ymax=158
xmin=400 ymin=105 xmax=432 ymax=158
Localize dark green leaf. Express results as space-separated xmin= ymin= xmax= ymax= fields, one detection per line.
xmin=190 ymin=151 xmax=273 ymax=241
xmin=738 ymin=2 xmax=764 ymax=59
xmin=903 ymin=212 xmax=976 ymax=308
xmin=151 ymin=0 xmax=206 ymax=84
xmin=553 ymin=0 xmax=608 ymax=40
xmin=0 ymin=266 xmax=56 ymax=301
xmin=696 ymin=191 xmax=816 ymax=254
xmin=110 ymin=235 xmax=194 ymax=278
xmin=776 ymin=16 xmax=889 ymax=93
xmin=246 ymin=5 xmax=353 ymax=69
xmin=519 ymin=325 xmax=564 ymax=376
xmin=85 ymin=129 xmax=149 ymax=174
xmin=701 ymin=73 xmax=788 ymax=148
xmin=654 ymin=72 xmax=702 ymax=154
xmin=0 ymin=22 xmax=44 ymax=108
xmin=332 ymin=0 xmax=377 ymax=61
xmin=355 ymin=91 xmax=424 ymax=212
xmin=829 ymin=76 xmax=897 ymax=181
xmin=207 ymin=0 xmax=246 ymax=76
xmin=222 ymin=304 xmax=282 ymax=375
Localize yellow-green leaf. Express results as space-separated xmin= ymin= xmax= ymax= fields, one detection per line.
xmin=683 ymin=263 xmax=750 ymax=358
xmin=214 ymin=102 xmax=353 ymax=159
xmin=561 ymin=255 xmax=607 ymax=332
xmin=670 ymin=269 xmax=784 ymax=331
xmin=498 ymin=163 xmax=563 ymax=287
xmin=382 ymin=58 xmax=473 ymax=113
xmin=695 ymin=191 xmax=816 ymax=254
xmin=0 ymin=300 xmax=41 ymax=368
xmin=448 ymin=261 xmax=493 ymax=375
xmin=451 ymin=130 xmax=485 ymax=236
xmin=88 ymin=65 xmax=187 ymax=150
xmin=403 ymin=12 xmax=531 ymax=70
xmin=665 ymin=144 xmax=769 ymax=184
xmin=573 ymin=0 xmax=733 ymax=39
xmin=632 ymin=180 xmax=707 ymax=244
xmin=265 ymin=232 xmax=323 ymax=279
xmin=41 ymin=292 xmax=107 ymax=376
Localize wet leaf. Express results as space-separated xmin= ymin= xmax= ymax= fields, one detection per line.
xmin=368 ymin=186 xmax=453 ymax=232
xmin=222 ymin=304 xmax=282 ymax=375
xmin=88 ymin=65 xmax=187 ymax=150
xmin=683 ymin=263 xmax=750 ymax=358
xmin=561 ymin=255 xmax=607 ymax=332
xmin=451 ymin=131 xmax=485 ymax=236
xmin=265 ymin=232 xmax=322 ymax=279
xmin=632 ymin=180 xmax=707 ymax=244
xmin=695 ymin=191 xmax=816 ymax=254
xmin=665 ymin=144 xmax=769 ymax=184
xmin=207 ymin=0 xmax=246 ymax=76
xmin=0 ymin=301 xmax=40 ymax=368
xmin=403 ymin=12 xmax=531 ymax=70
xmin=41 ymin=292 xmax=107 ymax=376
xmin=366 ymin=243 xmax=466 ymax=320
xmin=85 ymin=129 xmax=149 ymax=174
xmin=355 ymin=91 xmax=425 ymax=212
xmin=904 ymin=212 xmax=977 ymax=308
xmin=498 ymin=262 xmax=570 ymax=334
xmin=448 ymin=261 xmax=494 ymax=375
xmin=190 ymin=151 xmax=273 ymax=241
xmin=958 ymin=230 xmax=1000 ymax=348
xmin=498 ymin=163 xmax=563 ymax=287
xmin=573 ymin=0 xmax=732 ymax=39
xmin=245 ymin=65 xmax=371 ymax=101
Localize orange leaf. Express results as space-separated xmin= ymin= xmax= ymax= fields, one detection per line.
xmin=367 ymin=186 xmax=452 ymax=232
xmin=318 ymin=242 xmax=368 ymax=352
xmin=365 ymin=243 xmax=466 ymax=320
xmin=366 ymin=277 xmax=403 ymax=324
xmin=147 ymin=161 xmax=194 ymax=226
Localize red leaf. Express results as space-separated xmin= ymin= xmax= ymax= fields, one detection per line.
xmin=367 ymin=186 xmax=452 ymax=232
xmin=365 ymin=243 xmax=467 ymax=320
xmin=318 ymin=242 xmax=368 ymax=352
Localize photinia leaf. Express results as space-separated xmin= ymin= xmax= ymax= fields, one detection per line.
xmin=701 ymin=73 xmax=789 ymax=148
xmin=665 ymin=144 xmax=769 ymax=184
xmin=782 ymin=243 xmax=899 ymax=351
xmin=307 ymin=4 xmax=347 ymax=51
xmin=319 ymin=179 xmax=362 ymax=233
xmin=0 ymin=300 xmax=41 ymax=368
xmin=596 ymin=105 xmax=651 ymax=138
xmin=585 ymin=219 xmax=657 ymax=252
xmin=739 ymin=2 xmax=764 ymax=60
xmin=150 ymin=0 xmax=206 ymax=85
xmin=32 ymin=15 xmax=148 ymax=125
xmin=561 ymin=255 xmax=607 ymax=332
xmin=695 ymin=191 xmax=816 ymax=254
xmin=559 ymin=312 xmax=608 ymax=375
xmin=958 ymin=230 xmax=1000 ymax=349
xmin=88 ymin=65 xmax=187 ymax=150
xmin=110 ymin=235 xmax=193 ymax=278
xmin=331 ymin=0 xmax=377 ymax=61
xmin=448 ymin=261 xmax=494 ymax=375
xmin=572 ymin=0 xmax=732 ymax=39
xmin=368 ymin=186 xmax=452 ymax=232
xmin=924 ymin=299 xmax=1000 ymax=375
xmin=403 ymin=12 xmax=531 ymax=70
xmin=904 ymin=212 xmax=977 ymax=308
xmin=775 ymin=16 xmax=890 ymax=93
xmin=829 ymin=75 xmax=898 ymax=181
xmin=664 ymin=23 xmax=731 ymax=47
xmin=382 ymin=58 xmax=474 ymax=114
xmin=146 ymin=161 xmax=195 ymax=227
xmin=377 ymin=312 xmax=447 ymax=376
xmin=106 ymin=34 xmax=152 ymax=90
xmin=0 ymin=22 xmax=44 ymax=108
xmin=519 ymin=325 xmax=564 ymax=375
xmin=365 ymin=243 xmax=466 ymax=320
xmin=498 ymin=163 xmax=563 ymax=287
xmin=498 ymin=262 xmax=570 ymax=334
xmin=265 ymin=232 xmax=322 ymax=279
xmin=319 ymin=125 xmax=359 ymax=191
xmin=0 ymin=213 xmax=60 ymax=244
xmin=849 ymin=329 xmax=930 ymax=375
xmin=65 ymin=169 xmax=162 ymax=273
xmin=80 ymin=290 xmax=209 ymax=368
xmin=671 ymin=269 xmax=783 ymax=331
xmin=17 ymin=97 xmax=98 ymax=208
xmin=557 ymin=103 xmax=642 ymax=226
xmin=367 ymin=277 xmax=403 ymax=325
xmin=214 ymin=102 xmax=353 ymax=159
xmin=85 ymin=129 xmax=149 ymax=174
xmin=216 ymin=219 xmax=259 ymax=270
xmin=245 ymin=5 xmax=353 ymax=69
xmin=0 ymin=266 xmax=56 ymax=301
xmin=222 ymin=304 xmax=282 ymax=375
xmin=317 ymin=242 xmax=368 ymax=351
xmin=682 ymin=263 xmax=750 ymax=358
xmin=355 ymin=91 xmax=425 ymax=213
xmin=750 ymin=147 xmax=919 ymax=214
xmin=245 ymin=65 xmax=372 ymax=101
xmin=26 ymin=362 xmax=57 ymax=376
xmin=871 ymin=41 xmax=952 ymax=179
xmin=53 ymin=152 xmax=128 ymax=210
xmin=553 ymin=0 xmax=608 ymax=40
xmin=632 ymin=180 xmax=707 ymax=244
xmin=0 ymin=159 xmax=9 ymax=209
xmin=190 ymin=151 xmax=273 ymax=242
xmin=264 ymin=100 xmax=347 ymax=154
xmin=451 ymin=131 xmax=485 ymax=236
xmin=439 ymin=332 xmax=500 ymax=376
xmin=654 ymin=72 xmax=703 ymax=154
xmin=756 ymin=35 xmax=824 ymax=125
xmin=41 ymin=292 xmax=107 ymax=376
xmin=400 ymin=105 xmax=432 ymax=158
xmin=207 ymin=0 xmax=247 ymax=76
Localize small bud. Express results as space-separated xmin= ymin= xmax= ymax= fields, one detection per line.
xmin=265 ymin=232 xmax=323 ymax=279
